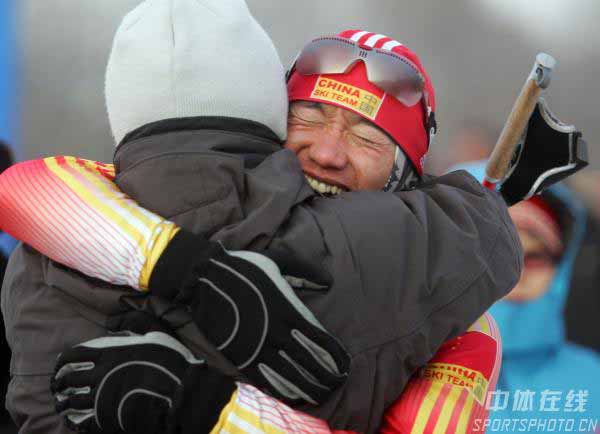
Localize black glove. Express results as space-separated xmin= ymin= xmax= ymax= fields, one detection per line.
xmin=149 ymin=229 xmax=350 ymax=405
xmin=106 ymin=308 xmax=175 ymax=336
xmin=499 ymin=99 xmax=588 ymax=206
xmin=52 ymin=331 xmax=235 ymax=434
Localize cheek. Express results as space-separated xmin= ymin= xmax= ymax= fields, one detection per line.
xmin=283 ymin=132 xmax=301 ymax=153
xmin=353 ymin=146 xmax=396 ymax=190
xmin=285 ymin=126 xmax=316 ymax=154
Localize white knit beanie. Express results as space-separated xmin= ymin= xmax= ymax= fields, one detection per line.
xmin=105 ymin=0 xmax=288 ymax=145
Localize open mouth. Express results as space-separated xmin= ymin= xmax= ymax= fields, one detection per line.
xmin=304 ymin=174 xmax=347 ymax=196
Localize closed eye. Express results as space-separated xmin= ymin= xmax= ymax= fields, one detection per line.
xmin=351 ymin=133 xmax=391 ymax=150
xmin=354 ymin=134 xmax=377 ymax=144
xmin=289 ymin=105 xmax=325 ymax=125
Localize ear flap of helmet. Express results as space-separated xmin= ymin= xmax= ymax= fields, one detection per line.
xmin=383 ymin=146 xmax=420 ymax=192
xmin=426 ymin=110 xmax=437 ymax=147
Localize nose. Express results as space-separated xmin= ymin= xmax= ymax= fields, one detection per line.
xmin=307 ymin=129 xmax=348 ymax=170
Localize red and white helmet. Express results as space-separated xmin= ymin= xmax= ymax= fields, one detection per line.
xmin=287 ymin=29 xmax=436 ymax=176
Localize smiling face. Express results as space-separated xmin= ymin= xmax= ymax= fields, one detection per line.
xmin=284 ymin=101 xmax=397 ymax=193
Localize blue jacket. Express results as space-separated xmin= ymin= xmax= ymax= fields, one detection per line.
xmin=458 ymin=162 xmax=600 ymax=433
xmin=0 ymin=231 xmax=17 ymax=259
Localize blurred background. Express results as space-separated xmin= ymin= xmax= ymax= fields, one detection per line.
xmin=12 ymin=0 xmax=600 ymax=171
xmin=0 ymin=0 xmax=599 ymax=432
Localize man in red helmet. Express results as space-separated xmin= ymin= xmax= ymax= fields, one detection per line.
xmin=286 ymin=30 xmax=437 ymax=193
xmin=0 ymin=4 xmax=519 ymax=432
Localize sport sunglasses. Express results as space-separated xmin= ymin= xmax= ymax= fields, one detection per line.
xmin=289 ymin=36 xmax=428 ymax=108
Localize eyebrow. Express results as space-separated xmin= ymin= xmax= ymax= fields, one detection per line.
xmin=291 ymin=101 xmax=324 ymax=116
xmin=307 ymin=103 xmax=389 ymax=137
xmin=352 ymin=116 xmax=386 ymax=134
xmin=300 ymin=102 xmax=332 ymax=113
xmin=297 ymin=101 xmax=321 ymax=110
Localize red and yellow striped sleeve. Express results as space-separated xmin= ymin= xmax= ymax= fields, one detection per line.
xmin=380 ymin=313 xmax=501 ymax=434
xmin=0 ymin=159 xmax=353 ymax=433
xmin=211 ymin=383 xmax=352 ymax=434
xmin=0 ymin=156 xmax=179 ymax=290
xmin=203 ymin=334 xmax=501 ymax=434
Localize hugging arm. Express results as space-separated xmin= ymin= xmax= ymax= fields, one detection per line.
xmin=0 ymin=156 xmax=176 ymax=291
xmin=51 ymin=311 xmax=341 ymax=434
xmin=52 ymin=306 xmax=500 ymax=434
xmin=0 ymin=156 xmax=350 ymax=406
xmin=0 ymin=157 xmax=520 ymax=432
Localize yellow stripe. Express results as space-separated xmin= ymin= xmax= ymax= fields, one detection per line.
xmin=433 ymin=385 xmax=463 ymax=434
xmin=67 ymin=159 xmax=178 ymax=288
xmin=479 ymin=316 xmax=491 ymax=335
xmin=455 ymin=393 xmax=475 ymax=434
xmin=45 ymin=157 xmax=179 ymax=290
xmin=467 ymin=314 xmax=491 ymax=336
xmin=78 ymin=159 xmax=115 ymax=179
xmin=62 ymin=157 xmax=180 ymax=290
xmin=139 ymin=221 xmax=180 ymax=291
xmin=410 ymin=381 xmax=444 ymax=434
xmin=210 ymin=391 xmax=238 ymax=434
xmin=219 ymin=422 xmax=251 ymax=434
xmin=229 ymin=404 xmax=287 ymax=434
xmin=62 ymin=157 xmax=160 ymax=236
xmin=139 ymin=225 xmax=179 ymax=290
xmin=210 ymin=389 xmax=287 ymax=434
xmin=45 ymin=157 xmax=145 ymax=248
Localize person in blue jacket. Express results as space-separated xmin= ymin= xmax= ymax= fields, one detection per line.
xmin=459 ymin=161 xmax=600 ymax=433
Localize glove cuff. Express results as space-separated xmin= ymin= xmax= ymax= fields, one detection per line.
xmin=148 ymin=229 xmax=213 ymax=299
xmin=168 ymin=367 xmax=237 ymax=434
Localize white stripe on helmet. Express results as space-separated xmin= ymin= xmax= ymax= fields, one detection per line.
xmin=381 ymin=40 xmax=402 ymax=51
xmin=349 ymin=31 xmax=369 ymax=42
xmin=364 ymin=34 xmax=386 ymax=47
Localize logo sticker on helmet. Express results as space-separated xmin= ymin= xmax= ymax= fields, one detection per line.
xmin=311 ymin=77 xmax=383 ymax=120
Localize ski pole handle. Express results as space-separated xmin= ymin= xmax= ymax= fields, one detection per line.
xmin=484 ymin=53 xmax=556 ymax=189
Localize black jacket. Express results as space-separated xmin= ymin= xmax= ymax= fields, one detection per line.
xmin=2 ymin=118 xmax=522 ymax=433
